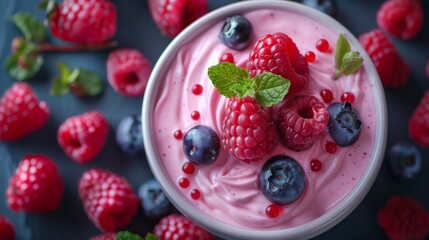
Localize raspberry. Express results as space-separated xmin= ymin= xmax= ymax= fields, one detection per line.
xmin=359 ymin=29 xmax=410 ymax=88
xmin=377 ymin=0 xmax=423 ymax=40
xmin=89 ymin=233 xmax=116 ymax=240
xmin=246 ymin=32 xmax=310 ymax=95
xmin=48 ymin=0 xmax=117 ymax=44
xmin=57 ymin=111 xmax=108 ymax=164
xmin=6 ymin=155 xmax=64 ymax=212
xmin=148 ymin=0 xmax=208 ymax=38
xmin=79 ymin=169 xmax=139 ymax=232
xmin=153 ymin=214 xmax=214 ymax=240
xmin=377 ymin=196 xmax=429 ymax=240
xmin=278 ymin=95 xmax=329 ymax=151
xmin=222 ymin=96 xmax=277 ymax=163
xmin=409 ymin=91 xmax=429 ymax=146
xmin=0 ymin=215 xmax=15 ymax=240
xmin=0 ymin=83 xmax=50 ymax=141
xmin=107 ymin=48 xmax=152 ymax=97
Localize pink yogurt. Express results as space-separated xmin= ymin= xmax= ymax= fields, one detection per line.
xmin=144 ymin=1 xmax=386 ymax=238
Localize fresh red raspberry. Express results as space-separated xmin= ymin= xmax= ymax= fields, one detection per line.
xmin=377 ymin=196 xmax=429 ymax=240
xmin=222 ymin=96 xmax=277 ymax=163
xmin=0 ymin=215 xmax=15 ymax=240
xmin=107 ymin=48 xmax=152 ymax=97
xmin=278 ymin=95 xmax=329 ymax=151
xmin=409 ymin=91 xmax=429 ymax=146
xmin=89 ymin=233 xmax=116 ymax=240
xmin=359 ymin=29 xmax=410 ymax=88
xmin=377 ymin=0 xmax=423 ymax=40
xmin=48 ymin=0 xmax=117 ymax=44
xmin=6 ymin=155 xmax=64 ymax=212
xmin=0 ymin=83 xmax=50 ymax=141
xmin=153 ymin=214 xmax=214 ymax=240
xmin=79 ymin=169 xmax=139 ymax=233
xmin=57 ymin=111 xmax=108 ymax=164
xmin=246 ymin=32 xmax=310 ymax=95
xmin=148 ymin=0 xmax=208 ymax=38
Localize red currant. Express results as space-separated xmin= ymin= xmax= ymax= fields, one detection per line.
xmin=325 ymin=141 xmax=338 ymax=154
xmin=320 ymin=89 xmax=333 ymax=103
xmin=220 ymin=52 xmax=234 ymax=63
xmin=192 ymin=84 xmax=203 ymax=95
xmin=266 ymin=204 xmax=281 ymax=218
xmin=305 ymin=51 xmax=316 ymax=63
xmin=191 ymin=189 xmax=201 ymax=200
xmin=316 ymin=38 xmax=330 ymax=53
xmin=191 ymin=111 xmax=200 ymax=120
xmin=341 ymin=92 xmax=355 ymax=104
xmin=182 ymin=162 xmax=195 ymax=174
xmin=174 ymin=130 xmax=183 ymax=139
xmin=178 ymin=178 xmax=189 ymax=188
xmin=310 ymin=159 xmax=322 ymax=171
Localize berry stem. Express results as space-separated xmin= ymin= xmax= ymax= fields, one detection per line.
xmin=37 ymin=41 xmax=118 ymax=53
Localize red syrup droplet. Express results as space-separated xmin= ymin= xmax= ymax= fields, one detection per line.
xmin=178 ymin=178 xmax=189 ymax=188
xmin=191 ymin=111 xmax=200 ymax=120
xmin=305 ymin=51 xmax=316 ymax=63
xmin=310 ymin=159 xmax=322 ymax=171
xmin=174 ymin=130 xmax=183 ymax=139
xmin=316 ymin=38 xmax=330 ymax=52
xmin=320 ymin=89 xmax=333 ymax=103
xmin=192 ymin=84 xmax=203 ymax=95
xmin=220 ymin=52 xmax=234 ymax=63
xmin=325 ymin=141 xmax=338 ymax=154
xmin=266 ymin=204 xmax=281 ymax=218
xmin=191 ymin=189 xmax=201 ymax=200
xmin=341 ymin=92 xmax=355 ymax=104
xmin=182 ymin=162 xmax=195 ymax=174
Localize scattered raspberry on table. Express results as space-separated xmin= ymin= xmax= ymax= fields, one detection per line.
xmin=154 ymin=214 xmax=214 ymax=240
xmin=0 ymin=215 xmax=15 ymax=240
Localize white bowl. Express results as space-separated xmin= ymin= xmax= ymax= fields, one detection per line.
xmin=142 ymin=1 xmax=387 ymax=239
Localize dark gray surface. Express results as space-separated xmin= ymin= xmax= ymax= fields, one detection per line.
xmin=0 ymin=0 xmax=428 ymax=239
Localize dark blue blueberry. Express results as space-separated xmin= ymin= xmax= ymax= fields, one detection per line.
xmin=328 ymin=102 xmax=362 ymax=147
xmin=138 ymin=179 xmax=172 ymax=219
xmin=388 ymin=143 xmax=422 ymax=180
xmin=301 ymin=0 xmax=337 ymax=17
xmin=259 ymin=155 xmax=306 ymax=205
xmin=183 ymin=125 xmax=220 ymax=165
xmin=116 ymin=114 xmax=144 ymax=156
xmin=219 ymin=15 xmax=252 ymax=50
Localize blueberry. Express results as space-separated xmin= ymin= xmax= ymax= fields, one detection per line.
xmin=301 ymin=0 xmax=337 ymax=17
xmin=219 ymin=15 xmax=252 ymax=50
xmin=138 ymin=179 xmax=172 ymax=219
xmin=259 ymin=155 xmax=306 ymax=205
xmin=328 ymin=102 xmax=362 ymax=147
xmin=388 ymin=143 xmax=422 ymax=180
xmin=116 ymin=114 xmax=144 ymax=156
xmin=183 ymin=125 xmax=220 ymax=165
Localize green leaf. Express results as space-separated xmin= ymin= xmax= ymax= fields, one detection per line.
xmin=144 ymin=233 xmax=159 ymax=240
xmin=10 ymin=12 xmax=47 ymax=43
xmin=116 ymin=231 xmax=144 ymax=240
xmin=208 ymin=63 xmax=251 ymax=98
xmin=50 ymin=62 xmax=73 ymax=96
xmin=74 ymin=69 xmax=103 ymax=96
xmin=334 ymin=33 xmax=350 ymax=69
xmin=335 ymin=51 xmax=363 ymax=79
xmin=4 ymin=45 xmax=43 ymax=81
xmin=253 ymin=72 xmax=290 ymax=107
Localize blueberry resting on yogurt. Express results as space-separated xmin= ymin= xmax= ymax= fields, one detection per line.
xmin=219 ymin=15 xmax=252 ymax=50
xmin=259 ymin=155 xmax=306 ymax=205
xmin=388 ymin=143 xmax=422 ymax=180
xmin=301 ymin=0 xmax=337 ymax=17
xmin=116 ymin=114 xmax=144 ymax=156
xmin=183 ymin=125 xmax=220 ymax=165
xmin=139 ymin=179 xmax=172 ymax=219
xmin=328 ymin=101 xmax=362 ymax=147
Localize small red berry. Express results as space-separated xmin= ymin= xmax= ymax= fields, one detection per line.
xmin=265 ymin=204 xmax=281 ymax=218
xmin=178 ymin=178 xmax=189 ymax=188
xmin=325 ymin=141 xmax=338 ymax=153
xmin=310 ymin=159 xmax=322 ymax=171
xmin=320 ymin=89 xmax=333 ymax=103
xmin=192 ymin=84 xmax=203 ymax=95
xmin=174 ymin=130 xmax=183 ymax=139
xmin=190 ymin=189 xmax=201 ymax=200
xmin=316 ymin=38 xmax=330 ymax=52
xmin=341 ymin=92 xmax=355 ymax=104
xmin=220 ymin=52 xmax=234 ymax=63
xmin=191 ymin=111 xmax=200 ymax=120
xmin=0 ymin=215 xmax=15 ymax=240
xmin=304 ymin=51 xmax=316 ymax=63
xmin=182 ymin=162 xmax=195 ymax=174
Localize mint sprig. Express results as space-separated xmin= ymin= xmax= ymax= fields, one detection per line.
xmin=334 ymin=33 xmax=363 ymax=79
xmin=10 ymin=12 xmax=47 ymax=43
xmin=116 ymin=231 xmax=159 ymax=240
xmin=208 ymin=63 xmax=290 ymax=107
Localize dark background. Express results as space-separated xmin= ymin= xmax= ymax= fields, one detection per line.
xmin=0 ymin=0 xmax=428 ymax=239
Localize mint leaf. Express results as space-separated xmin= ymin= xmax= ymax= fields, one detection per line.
xmin=144 ymin=233 xmax=159 ymax=240
xmin=74 ymin=69 xmax=103 ymax=96
xmin=340 ymin=51 xmax=364 ymax=76
xmin=10 ymin=12 xmax=47 ymax=43
xmin=4 ymin=44 xmax=43 ymax=81
xmin=253 ymin=72 xmax=290 ymax=107
xmin=51 ymin=63 xmax=74 ymax=96
xmin=335 ymin=33 xmax=350 ymax=69
xmin=116 ymin=231 xmax=144 ymax=240
xmin=208 ymin=63 xmax=251 ymax=98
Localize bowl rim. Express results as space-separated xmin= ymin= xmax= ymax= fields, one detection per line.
xmin=142 ymin=1 xmax=387 ymax=239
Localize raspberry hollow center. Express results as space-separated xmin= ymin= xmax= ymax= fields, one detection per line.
xmin=298 ymin=107 xmax=314 ymax=119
